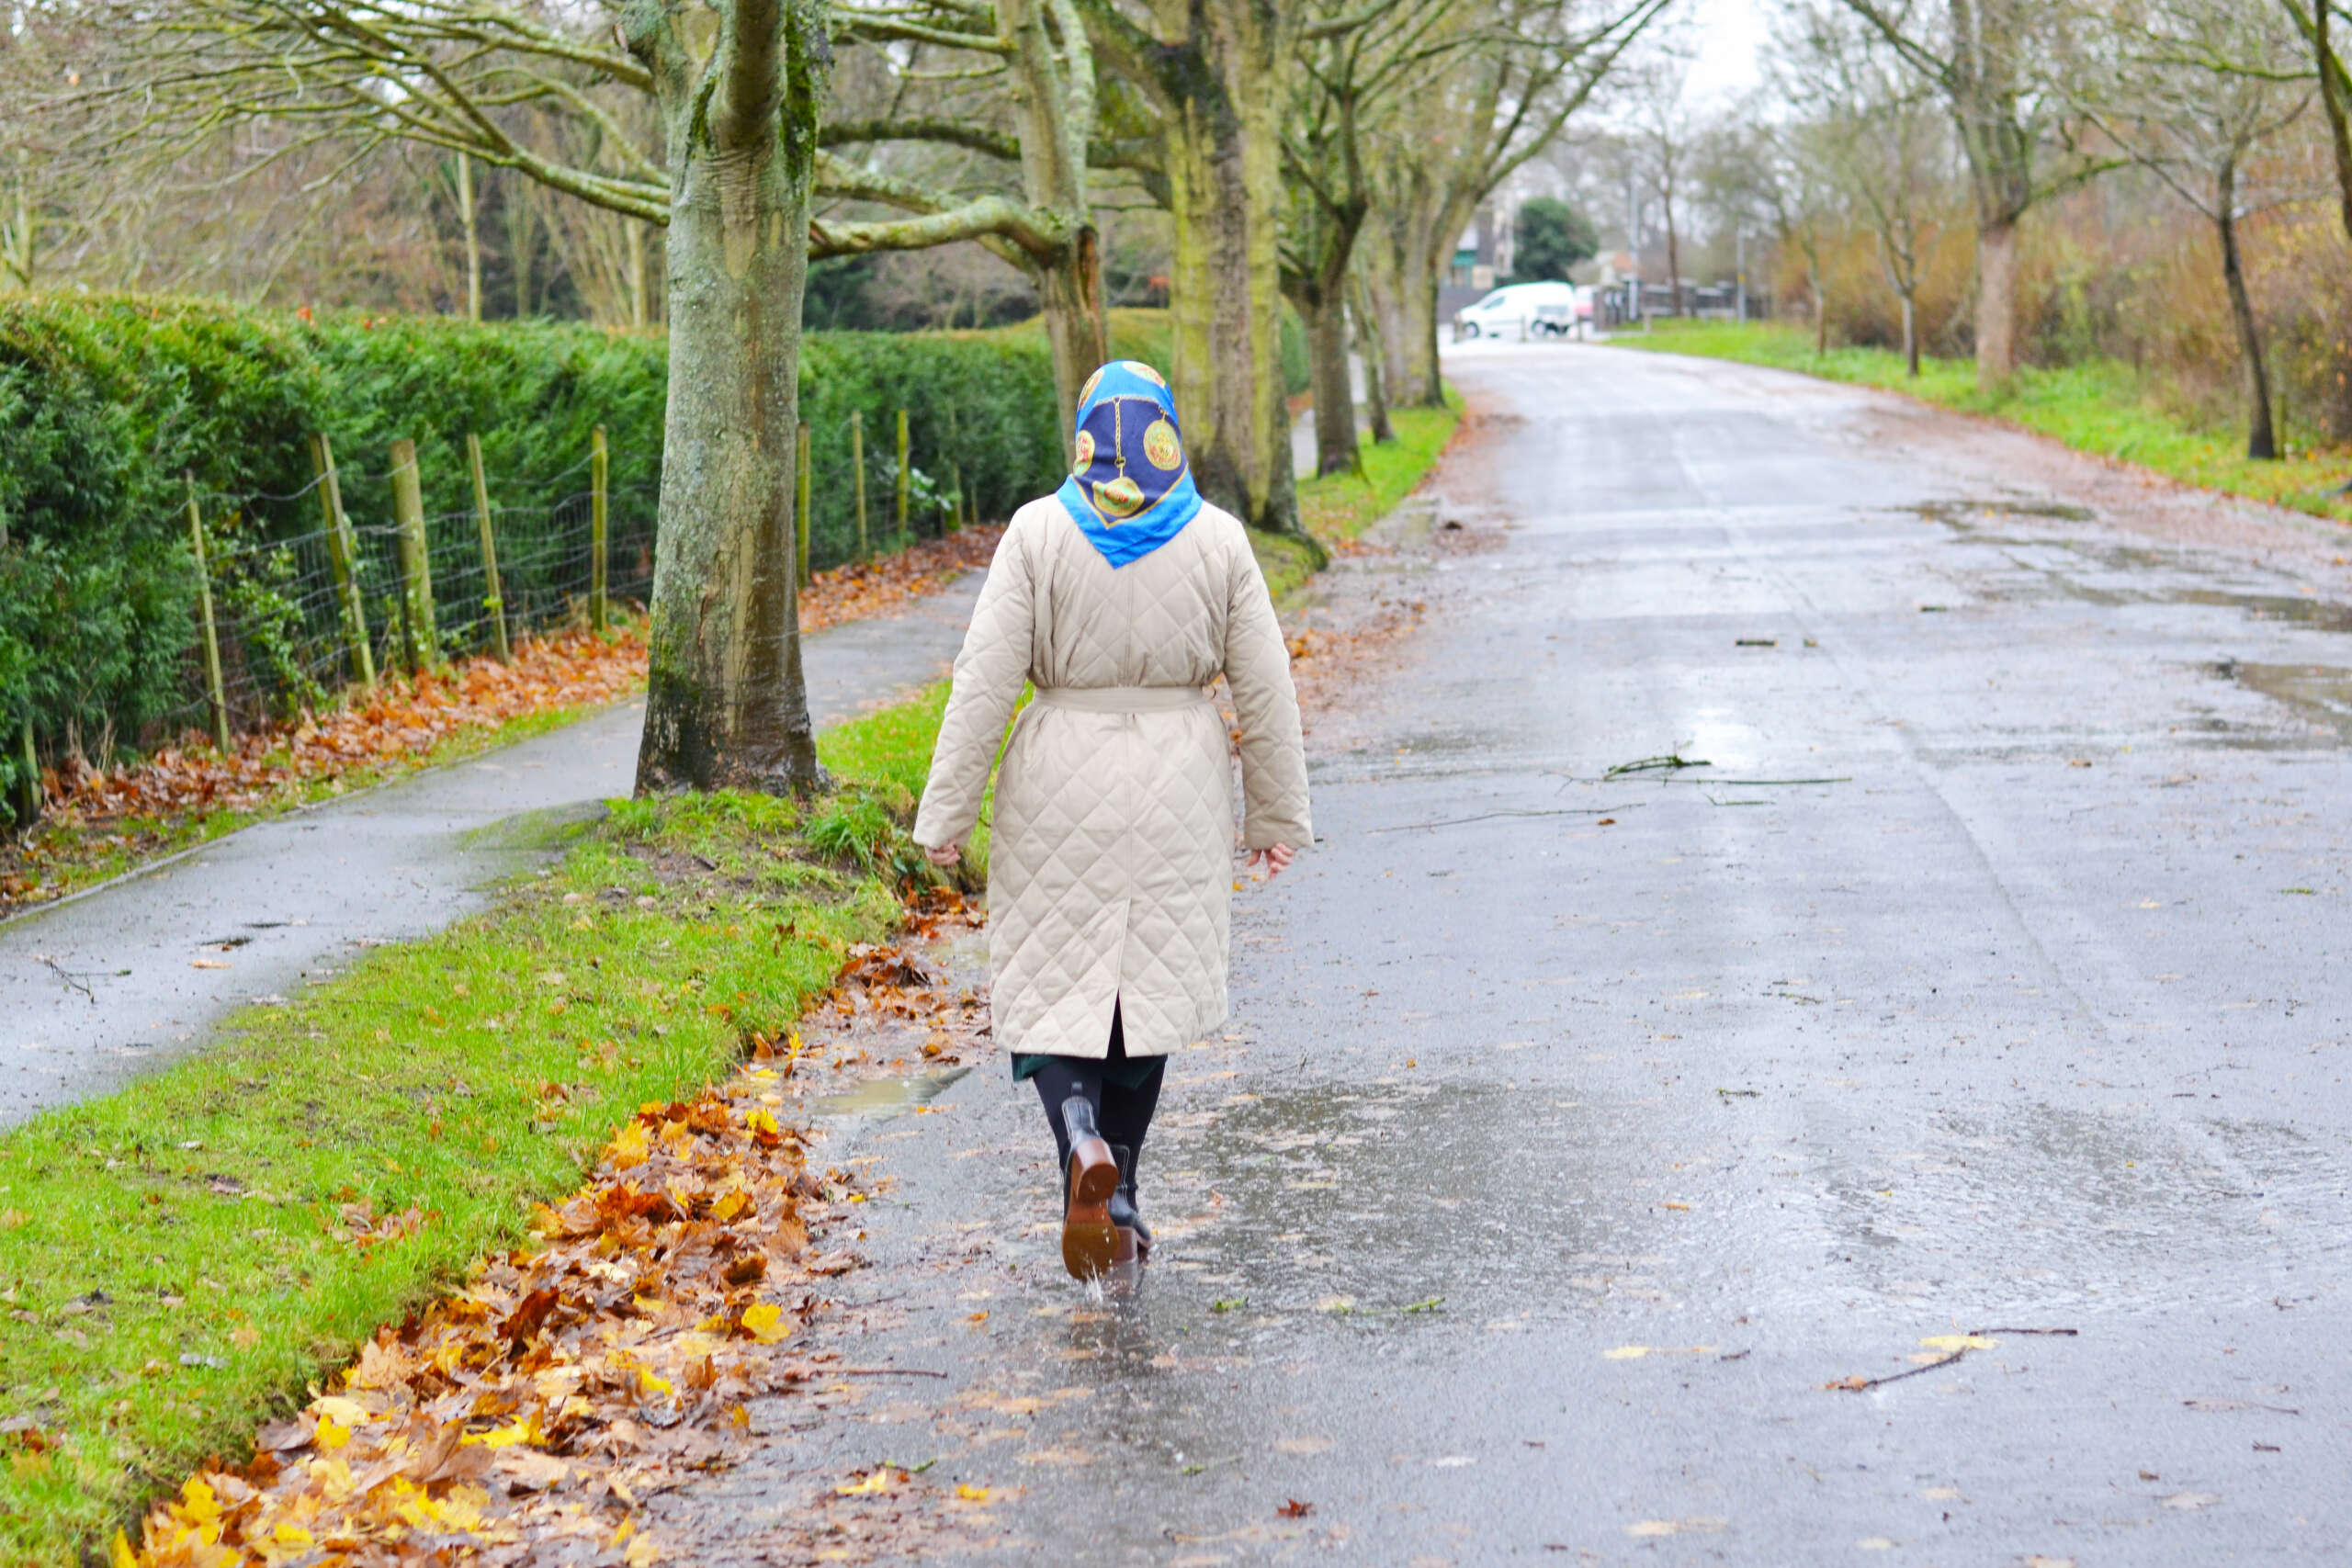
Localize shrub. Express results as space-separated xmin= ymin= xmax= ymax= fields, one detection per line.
xmin=0 ymin=297 xmax=1122 ymax=818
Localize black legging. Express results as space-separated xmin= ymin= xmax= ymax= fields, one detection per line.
xmin=1029 ymin=1003 xmax=1166 ymax=1184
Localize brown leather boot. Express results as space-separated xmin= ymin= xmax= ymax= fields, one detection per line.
xmin=1059 ymin=1096 xmax=1121 ymax=1279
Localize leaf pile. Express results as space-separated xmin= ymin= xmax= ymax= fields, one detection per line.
xmin=797 ymin=526 xmax=1001 ymax=635
xmin=119 ymin=1053 xmax=854 ymax=1567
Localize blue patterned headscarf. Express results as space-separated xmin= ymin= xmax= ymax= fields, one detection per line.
xmin=1054 ymin=360 xmax=1202 ymax=567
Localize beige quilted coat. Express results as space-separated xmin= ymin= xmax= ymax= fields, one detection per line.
xmin=912 ymin=496 xmax=1310 ymax=1061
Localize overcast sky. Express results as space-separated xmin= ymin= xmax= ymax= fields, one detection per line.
xmin=1683 ymin=0 xmax=1772 ymax=108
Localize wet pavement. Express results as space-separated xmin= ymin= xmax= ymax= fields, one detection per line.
xmin=0 ymin=578 xmax=984 ymax=1126
xmin=659 ymin=344 xmax=2351 ymax=1564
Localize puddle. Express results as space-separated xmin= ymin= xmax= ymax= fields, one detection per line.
xmin=809 ymin=1066 xmax=970 ymax=1125
xmin=2175 ymin=592 xmax=2352 ymax=635
xmin=2214 ymin=660 xmax=2352 ymax=741
xmin=1904 ymin=497 xmax=2097 ymax=525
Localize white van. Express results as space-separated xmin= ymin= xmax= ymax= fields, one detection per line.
xmin=1453 ymin=280 xmax=1579 ymax=340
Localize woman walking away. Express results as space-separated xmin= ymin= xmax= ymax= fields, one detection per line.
xmin=913 ymin=360 xmax=1310 ymax=1280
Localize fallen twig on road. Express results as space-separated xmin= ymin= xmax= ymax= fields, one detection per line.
xmin=1824 ymin=1326 xmax=2078 ymax=1393
xmin=1369 ymin=804 xmax=1640 ymax=833
xmin=1604 ymin=753 xmax=1712 ymax=778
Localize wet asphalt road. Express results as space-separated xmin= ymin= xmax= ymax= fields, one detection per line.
xmin=0 ymin=581 xmax=982 ymax=1127
xmin=676 ymin=344 xmax=2351 ymax=1565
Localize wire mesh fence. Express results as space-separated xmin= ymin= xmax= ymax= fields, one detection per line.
xmin=153 ymin=446 xmax=659 ymax=742
xmin=19 ymin=400 xmax=991 ymax=776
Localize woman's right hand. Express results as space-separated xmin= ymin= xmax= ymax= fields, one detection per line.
xmin=1247 ymin=843 xmax=1294 ymax=878
xmin=925 ymin=842 xmax=963 ymax=867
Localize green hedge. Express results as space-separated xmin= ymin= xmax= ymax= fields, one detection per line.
xmin=0 ymin=297 xmax=1105 ymax=823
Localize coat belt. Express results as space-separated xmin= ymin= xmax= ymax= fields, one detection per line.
xmin=1032 ymin=684 xmax=1210 ymax=713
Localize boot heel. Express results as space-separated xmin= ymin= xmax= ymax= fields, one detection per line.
xmin=1058 ymin=1096 xmax=1123 ymax=1279
xmin=1062 ymin=1139 xmax=1120 ymax=1278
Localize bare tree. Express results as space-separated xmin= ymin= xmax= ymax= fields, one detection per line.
xmin=2088 ymin=0 xmax=2310 ymax=457
xmin=1280 ymin=0 xmax=1467 ymax=478
xmin=2277 ymin=0 xmax=2352 ymax=242
xmin=57 ymin=0 xmax=1106 ymax=793
xmin=1357 ymin=0 xmax=1669 ymax=410
xmin=1779 ymin=3 xmax=1955 ymax=374
xmin=1628 ymin=48 xmax=1696 ymax=316
xmin=1838 ymin=0 xmax=2107 ymax=389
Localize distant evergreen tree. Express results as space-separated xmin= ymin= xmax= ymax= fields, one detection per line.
xmin=1509 ymin=198 xmax=1600 ymax=282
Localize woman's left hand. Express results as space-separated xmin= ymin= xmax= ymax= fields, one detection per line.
xmin=924 ymin=842 xmax=963 ymax=867
xmin=1247 ymin=843 xmax=1294 ymax=879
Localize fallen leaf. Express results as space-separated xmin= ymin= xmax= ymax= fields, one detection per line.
xmin=1918 ymin=1335 xmax=1997 ymax=1352
xmin=189 ymin=959 xmax=231 ymax=970
xmin=1277 ymin=1498 xmax=1314 ymax=1518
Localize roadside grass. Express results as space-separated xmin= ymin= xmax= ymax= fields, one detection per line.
xmin=1254 ymin=394 xmax=1466 ymax=600
xmin=1615 ymin=321 xmax=2352 ymax=525
xmin=1299 ymin=396 xmax=1465 ymax=545
xmin=0 ymin=693 xmax=961 ymax=1564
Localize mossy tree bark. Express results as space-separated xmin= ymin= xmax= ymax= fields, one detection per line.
xmin=629 ymin=0 xmax=828 ymax=795
xmin=1073 ymin=0 xmax=1310 ymax=552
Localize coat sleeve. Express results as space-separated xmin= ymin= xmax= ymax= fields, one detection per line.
xmin=1222 ymin=528 xmax=1312 ymax=852
xmin=913 ymin=518 xmax=1036 ymax=850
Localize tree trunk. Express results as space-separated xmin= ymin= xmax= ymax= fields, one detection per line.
xmin=2217 ymin=164 xmax=2277 ymax=461
xmin=1352 ymin=272 xmax=1396 ymax=444
xmin=1811 ymin=255 xmax=1826 ymax=355
xmin=457 ymin=152 xmax=482 ymax=322
xmin=1304 ymin=287 xmax=1359 ymax=475
xmin=1002 ymin=0 xmax=1102 ymax=431
xmin=1038 ymin=228 xmax=1108 ymax=444
xmin=1901 ymin=292 xmax=1918 ymax=378
xmin=1974 ymin=215 xmax=2020 ymax=391
xmin=632 ymin=1 xmax=825 ymax=795
xmin=1164 ymin=80 xmax=1307 ymax=546
xmin=2314 ymin=0 xmax=2352 ymax=243
xmin=1664 ymin=201 xmax=1681 ymax=317
xmin=627 ymin=220 xmax=650 ymax=329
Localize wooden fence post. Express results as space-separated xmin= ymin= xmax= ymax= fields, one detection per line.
xmin=185 ymin=472 xmax=232 ymax=753
xmin=388 ymin=438 xmax=436 ymax=673
xmin=850 ymin=410 xmax=868 ymax=561
xmin=310 ymin=434 xmax=375 ymax=691
xmin=466 ymin=434 xmax=511 ymax=662
xmin=796 ymin=422 xmax=812 ymax=588
xmin=895 ymin=407 xmax=910 ymax=546
xmin=590 ymin=424 xmax=609 ymax=635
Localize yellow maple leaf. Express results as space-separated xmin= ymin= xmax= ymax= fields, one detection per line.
xmin=273 ymin=1525 xmax=314 ymax=1549
xmin=834 ymin=1471 xmax=896 ymax=1495
xmin=314 ymin=1416 xmax=352 ymax=1450
xmin=312 ymin=1395 xmax=368 ymax=1427
xmin=955 ymin=1483 xmax=995 ymax=1503
xmin=1918 ymin=1334 xmax=1996 ymax=1352
xmin=109 ymin=1531 xmax=137 ymax=1568
xmin=744 ymin=1109 xmax=779 ymax=1137
xmin=179 ymin=1480 xmax=221 ymax=1527
xmin=610 ymin=1121 xmax=651 ymax=1169
xmin=464 ymin=1416 xmax=543 ymax=1450
xmin=740 ymin=1303 xmax=790 ymax=1344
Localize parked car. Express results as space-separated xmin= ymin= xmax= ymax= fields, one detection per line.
xmin=1453 ymin=280 xmax=1579 ymax=340
xmin=1531 ymin=286 xmax=1599 ymax=336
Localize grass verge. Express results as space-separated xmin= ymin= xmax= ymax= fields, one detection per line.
xmin=1252 ymin=394 xmax=1466 ymax=600
xmin=1614 ymin=321 xmax=2352 ymax=525
xmin=0 ymin=691 xmax=967 ymax=1564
